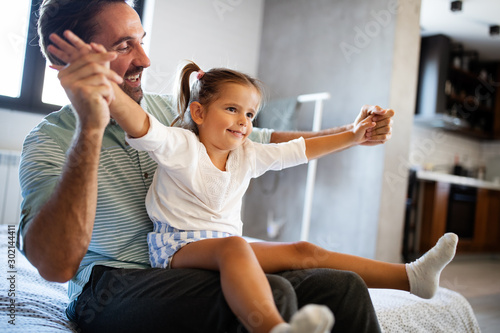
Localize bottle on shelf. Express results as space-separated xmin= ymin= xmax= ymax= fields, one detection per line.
xmin=452 ymin=154 xmax=463 ymax=176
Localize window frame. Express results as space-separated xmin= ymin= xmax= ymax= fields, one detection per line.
xmin=0 ymin=0 xmax=145 ymax=115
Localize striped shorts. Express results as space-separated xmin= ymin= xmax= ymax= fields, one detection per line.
xmin=147 ymin=223 xmax=233 ymax=268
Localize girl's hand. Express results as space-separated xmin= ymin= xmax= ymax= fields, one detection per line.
xmin=352 ymin=115 xmax=376 ymax=144
xmin=47 ymin=30 xmax=123 ymax=131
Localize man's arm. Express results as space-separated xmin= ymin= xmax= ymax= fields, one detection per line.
xmin=24 ymin=126 xmax=103 ymax=282
xmin=23 ymin=49 xmax=120 ymax=282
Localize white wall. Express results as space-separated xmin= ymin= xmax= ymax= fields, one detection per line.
xmin=0 ymin=108 xmax=43 ymax=152
xmin=243 ymin=0 xmax=421 ymax=262
xmin=410 ymin=125 xmax=500 ymax=180
xmin=142 ymin=0 xmax=264 ymax=95
xmin=375 ymin=0 xmax=422 ymax=262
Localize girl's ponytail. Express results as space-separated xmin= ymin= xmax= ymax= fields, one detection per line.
xmin=172 ymin=61 xmax=201 ymax=131
xmin=172 ymin=60 xmax=265 ymax=135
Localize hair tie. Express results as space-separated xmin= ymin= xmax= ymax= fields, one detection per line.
xmin=197 ymin=70 xmax=205 ymax=80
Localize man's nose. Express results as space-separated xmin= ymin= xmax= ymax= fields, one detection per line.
xmin=132 ymin=44 xmax=151 ymax=68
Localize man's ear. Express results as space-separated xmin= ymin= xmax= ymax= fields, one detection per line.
xmin=190 ymin=102 xmax=205 ymax=125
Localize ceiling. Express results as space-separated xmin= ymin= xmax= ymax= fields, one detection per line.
xmin=420 ymin=0 xmax=500 ymax=61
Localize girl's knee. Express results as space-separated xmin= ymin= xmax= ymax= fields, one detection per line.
xmin=292 ymin=241 xmax=319 ymax=257
xmin=222 ymin=236 xmax=248 ymax=248
xmin=218 ymin=236 xmax=251 ymax=257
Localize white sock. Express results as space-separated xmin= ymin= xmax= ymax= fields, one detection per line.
xmin=270 ymin=323 xmax=291 ymax=333
xmin=290 ymin=304 xmax=334 ymax=333
xmin=406 ymin=233 xmax=458 ymax=299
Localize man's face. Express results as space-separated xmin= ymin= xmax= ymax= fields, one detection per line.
xmin=91 ymin=3 xmax=151 ymax=103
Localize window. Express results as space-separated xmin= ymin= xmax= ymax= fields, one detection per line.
xmin=0 ymin=0 xmax=145 ymax=114
xmin=1 ymin=0 xmax=30 ymax=99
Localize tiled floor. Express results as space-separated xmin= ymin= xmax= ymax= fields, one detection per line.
xmin=440 ymin=254 xmax=500 ymax=333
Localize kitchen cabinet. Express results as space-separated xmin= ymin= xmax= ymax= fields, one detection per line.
xmin=415 ymin=173 xmax=500 ymax=253
xmin=415 ymin=35 xmax=500 ymax=140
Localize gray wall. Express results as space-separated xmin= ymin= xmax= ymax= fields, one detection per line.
xmin=243 ymin=0 xmax=421 ymax=261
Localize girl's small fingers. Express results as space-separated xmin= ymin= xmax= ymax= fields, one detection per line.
xmin=58 ymin=60 xmax=121 ymax=85
xmin=61 ymin=52 xmax=117 ymax=75
xmin=362 ymin=116 xmax=376 ymax=127
xmin=49 ymin=64 xmax=65 ymax=71
xmin=69 ymin=74 xmax=116 ymax=94
xmin=47 ymin=44 xmax=71 ymax=63
xmin=112 ymin=71 xmax=123 ymax=84
xmin=90 ymin=42 xmax=108 ymax=54
xmin=48 ymin=31 xmax=93 ymax=64
xmin=64 ymin=30 xmax=92 ymax=51
xmin=90 ymin=43 xmax=114 ymax=70
xmin=49 ymin=33 xmax=75 ymax=53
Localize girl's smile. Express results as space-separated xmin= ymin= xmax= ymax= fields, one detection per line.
xmin=192 ymin=82 xmax=261 ymax=167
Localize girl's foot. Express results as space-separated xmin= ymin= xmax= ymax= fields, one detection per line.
xmin=270 ymin=304 xmax=334 ymax=333
xmin=406 ymin=233 xmax=458 ymax=299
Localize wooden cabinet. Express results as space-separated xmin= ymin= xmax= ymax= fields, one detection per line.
xmin=418 ymin=181 xmax=500 ymax=253
xmin=416 ymin=34 xmax=500 ymax=140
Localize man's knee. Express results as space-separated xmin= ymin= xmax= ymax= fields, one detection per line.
xmin=322 ymin=269 xmax=370 ymax=298
xmin=266 ymin=274 xmax=297 ymax=322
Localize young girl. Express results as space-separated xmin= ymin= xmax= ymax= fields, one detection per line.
xmin=49 ymin=31 xmax=458 ymax=333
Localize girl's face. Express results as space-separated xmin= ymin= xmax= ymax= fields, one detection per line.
xmin=195 ymin=83 xmax=260 ymax=154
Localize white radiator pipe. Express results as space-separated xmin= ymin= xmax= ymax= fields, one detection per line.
xmin=0 ymin=150 xmax=22 ymax=225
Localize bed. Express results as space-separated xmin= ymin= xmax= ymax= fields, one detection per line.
xmin=0 ymin=226 xmax=480 ymax=332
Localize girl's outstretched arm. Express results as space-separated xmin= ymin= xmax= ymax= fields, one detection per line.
xmin=304 ymin=115 xmax=375 ymax=160
xmin=108 ymin=84 xmax=150 ymax=138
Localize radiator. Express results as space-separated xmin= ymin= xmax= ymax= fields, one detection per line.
xmin=0 ymin=150 xmax=22 ymax=225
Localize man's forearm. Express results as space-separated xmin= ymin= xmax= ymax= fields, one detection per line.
xmin=24 ymin=127 xmax=103 ymax=282
xmin=270 ymin=123 xmax=354 ymax=143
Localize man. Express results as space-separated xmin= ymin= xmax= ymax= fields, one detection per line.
xmin=18 ymin=1 xmax=393 ymax=332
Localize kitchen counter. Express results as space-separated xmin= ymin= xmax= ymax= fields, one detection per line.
xmin=417 ymin=170 xmax=500 ymax=191
xmin=410 ymin=170 xmax=500 ymax=254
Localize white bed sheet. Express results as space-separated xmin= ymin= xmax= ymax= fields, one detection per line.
xmin=1 ymin=227 xmax=480 ymax=332
xmin=370 ymin=288 xmax=480 ymax=332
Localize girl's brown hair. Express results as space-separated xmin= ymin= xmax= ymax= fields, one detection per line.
xmin=173 ymin=61 xmax=265 ymax=135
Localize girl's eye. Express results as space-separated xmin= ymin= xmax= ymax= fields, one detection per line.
xmin=227 ymin=107 xmax=236 ymax=112
xmin=246 ymin=113 xmax=255 ymax=119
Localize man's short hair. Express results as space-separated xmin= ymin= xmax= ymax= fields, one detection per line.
xmin=38 ymin=0 xmax=135 ymax=65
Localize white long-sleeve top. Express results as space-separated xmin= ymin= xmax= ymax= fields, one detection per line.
xmin=126 ymin=113 xmax=308 ymax=236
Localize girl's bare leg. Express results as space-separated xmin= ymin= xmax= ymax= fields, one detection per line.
xmin=250 ymin=241 xmax=409 ymax=290
xmin=172 ymin=237 xmax=283 ymax=333
xmin=171 ymin=236 xmax=333 ymax=333
xmin=250 ymin=233 xmax=458 ymax=299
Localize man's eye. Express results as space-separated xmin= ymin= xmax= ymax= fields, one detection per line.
xmin=117 ymin=45 xmax=130 ymax=52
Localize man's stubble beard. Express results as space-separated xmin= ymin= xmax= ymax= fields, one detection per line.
xmin=120 ymin=82 xmax=144 ymax=104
